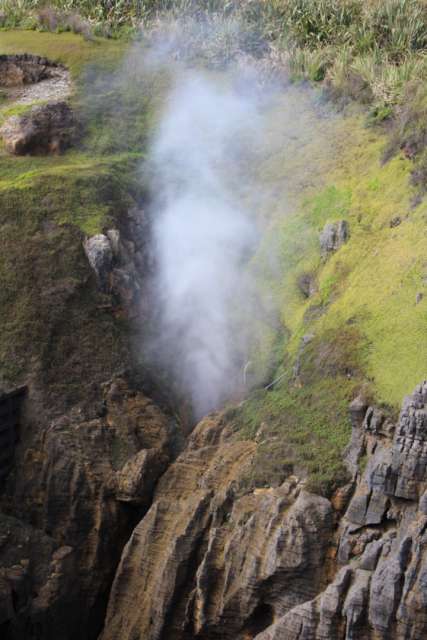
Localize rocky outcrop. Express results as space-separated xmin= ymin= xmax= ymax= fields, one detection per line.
xmin=0 ymin=55 xmax=62 ymax=87
xmin=0 ymin=376 xmax=178 ymax=640
xmin=100 ymin=414 xmax=334 ymax=640
xmin=83 ymin=209 xmax=149 ymax=314
xmin=84 ymin=235 xmax=114 ymax=292
xmin=320 ymin=220 xmax=349 ymax=255
xmin=251 ymin=381 xmax=427 ymax=640
xmin=0 ymin=101 xmax=76 ymax=155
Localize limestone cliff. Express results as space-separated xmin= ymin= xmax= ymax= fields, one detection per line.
xmin=98 ymin=382 xmax=427 ymax=640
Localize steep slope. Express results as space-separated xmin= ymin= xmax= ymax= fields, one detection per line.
xmin=0 ymin=21 xmax=427 ymax=640
xmin=0 ymin=32 xmax=176 ymax=639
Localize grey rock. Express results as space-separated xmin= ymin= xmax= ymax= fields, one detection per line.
xmin=106 ymin=229 xmax=121 ymax=257
xmin=345 ymin=395 xmax=368 ymax=478
xmin=317 ymin=566 xmax=352 ymax=638
xmin=343 ymin=569 xmax=371 ymax=639
xmin=360 ymin=539 xmax=384 ymax=571
xmin=320 ymin=220 xmax=349 ymax=255
xmin=419 ymin=489 xmax=427 ymax=514
xmin=83 ymin=234 xmax=113 ymax=292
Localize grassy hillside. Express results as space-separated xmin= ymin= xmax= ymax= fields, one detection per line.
xmin=0 ymin=32 xmax=138 ymax=411
xmin=233 ymin=86 xmax=427 ymax=496
xmin=1 ymin=5 xmax=426 ymax=493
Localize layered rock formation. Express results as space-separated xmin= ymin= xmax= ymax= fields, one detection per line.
xmin=254 ymin=382 xmax=427 ymax=640
xmin=100 ymin=414 xmax=334 ymax=640
xmin=96 ymin=382 xmax=427 ymax=640
xmin=0 ymin=376 xmax=178 ymax=639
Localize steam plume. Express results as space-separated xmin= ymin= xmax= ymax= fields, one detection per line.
xmin=147 ymin=70 xmax=263 ymax=420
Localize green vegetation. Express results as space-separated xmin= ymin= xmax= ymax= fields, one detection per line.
xmin=0 ymin=30 xmax=126 ymax=75
xmin=4 ymin=0 xmax=427 ymax=113
xmin=0 ymin=31 xmax=145 ymax=410
xmin=0 ymin=151 xmax=139 ymax=395
xmin=233 ymin=92 xmax=427 ymax=496
xmin=1 ymin=3 xmax=427 ymax=494
xmin=234 ymin=374 xmax=354 ymax=497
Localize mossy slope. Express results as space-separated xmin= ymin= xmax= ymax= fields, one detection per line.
xmin=0 ymin=32 xmax=140 ymax=413
xmin=233 ymin=95 xmax=427 ymax=496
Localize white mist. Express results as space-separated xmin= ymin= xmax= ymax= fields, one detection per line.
xmin=148 ymin=72 xmax=261 ymax=419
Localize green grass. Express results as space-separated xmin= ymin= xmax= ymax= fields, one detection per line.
xmin=233 ymin=373 xmax=354 ymax=497
xmin=0 ymin=30 xmax=126 ymax=76
xmin=231 ymin=93 xmax=427 ymax=495
xmin=0 ymin=150 xmax=140 ymax=391
xmin=1 ymin=13 xmax=426 ymax=495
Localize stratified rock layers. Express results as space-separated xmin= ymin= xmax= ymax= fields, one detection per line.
xmin=255 ymin=381 xmax=427 ymax=640
xmin=0 ymin=377 xmax=176 ymax=640
xmin=100 ymin=382 xmax=427 ymax=640
xmin=100 ymin=415 xmax=334 ymax=640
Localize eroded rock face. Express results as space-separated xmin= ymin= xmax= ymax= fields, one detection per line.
xmin=0 ymin=377 xmax=177 ymax=640
xmin=251 ymin=381 xmax=427 ymax=640
xmin=0 ymin=101 xmax=76 ymax=155
xmin=100 ymin=414 xmax=334 ymax=640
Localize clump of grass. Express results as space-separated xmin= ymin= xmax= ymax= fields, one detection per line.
xmin=234 ymin=372 xmax=354 ymax=497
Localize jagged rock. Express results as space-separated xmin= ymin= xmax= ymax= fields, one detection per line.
xmin=0 ymin=101 xmax=76 ymax=155
xmin=343 ymin=569 xmax=371 ymax=639
xmin=0 ymin=512 xmax=75 ymax=636
xmin=0 ymin=54 xmax=61 ymax=87
xmin=254 ymin=599 xmax=319 ymax=640
xmin=253 ymin=382 xmax=427 ymax=640
xmin=360 ymin=539 xmax=383 ymax=571
xmin=345 ymin=395 xmax=368 ymax=478
xmin=297 ymin=271 xmax=317 ymax=298
xmin=84 ymin=222 xmax=144 ymax=309
xmin=1 ymin=378 xmax=176 ymax=639
xmin=384 ymin=381 xmax=427 ymax=500
xmin=100 ymin=414 xmax=334 ymax=640
xmin=319 ymin=219 xmax=349 ymax=255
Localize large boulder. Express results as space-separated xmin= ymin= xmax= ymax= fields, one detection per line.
xmin=0 ymin=101 xmax=76 ymax=155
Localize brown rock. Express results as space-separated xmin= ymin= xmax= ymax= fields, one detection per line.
xmin=0 ymin=101 xmax=76 ymax=155
xmin=0 ymin=54 xmax=60 ymax=87
xmin=100 ymin=413 xmax=334 ymax=640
